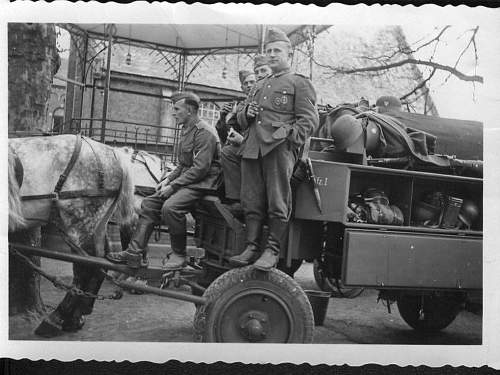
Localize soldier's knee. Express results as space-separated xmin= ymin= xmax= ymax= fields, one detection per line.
xmin=161 ymin=203 xmax=175 ymax=218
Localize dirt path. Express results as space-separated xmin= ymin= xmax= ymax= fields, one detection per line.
xmin=9 ymin=259 xmax=481 ymax=344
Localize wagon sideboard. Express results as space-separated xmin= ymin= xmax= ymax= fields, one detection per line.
xmin=292 ymin=156 xmax=482 ymax=291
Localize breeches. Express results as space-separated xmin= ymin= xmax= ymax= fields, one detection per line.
xmin=221 ymin=143 xmax=241 ymax=201
xmin=241 ymin=142 xmax=296 ymax=222
xmin=139 ymin=188 xmax=205 ymax=235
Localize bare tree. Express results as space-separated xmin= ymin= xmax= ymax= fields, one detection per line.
xmin=308 ymin=26 xmax=483 ymax=114
xmin=8 ymin=23 xmax=60 ymax=316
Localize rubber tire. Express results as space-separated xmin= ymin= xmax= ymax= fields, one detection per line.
xmin=397 ymin=293 xmax=462 ymax=333
xmin=312 ymin=259 xmax=364 ymax=299
xmin=193 ymin=266 xmax=314 ymax=343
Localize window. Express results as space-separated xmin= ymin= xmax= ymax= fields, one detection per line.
xmin=198 ymin=102 xmax=220 ymax=127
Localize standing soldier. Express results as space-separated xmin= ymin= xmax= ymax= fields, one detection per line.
xmin=107 ymin=93 xmax=222 ymax=269
xmin=229 ymin=28 xmax=319 ymax=270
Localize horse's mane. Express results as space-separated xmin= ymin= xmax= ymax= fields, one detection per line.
xmin=8 ymin=146 xmax=25 ymax=232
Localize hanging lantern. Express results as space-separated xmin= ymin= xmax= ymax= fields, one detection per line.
xmin=126 ymin=25 xmax=132 ymax=65
xmin=222 ymin=26 xmax=228 ymax=79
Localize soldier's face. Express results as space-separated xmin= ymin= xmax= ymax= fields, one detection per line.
xmin=254 ymin=64 xmax=272 ymax=80
xmin=265 ymin=41 xmax=291 ymax=72
xmin=172 ymin=99 xmax=191 ymax=124
xmin=241 ymin=74 xmax=256 ymax=95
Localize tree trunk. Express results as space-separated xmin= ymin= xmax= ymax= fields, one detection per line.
xmin=8 ymin=229 xmax=45 ymax=316
xmin=8 ymin=23 xmax=60 ymax=316
xmin=8 ymin=23 xmax=60 ymax=134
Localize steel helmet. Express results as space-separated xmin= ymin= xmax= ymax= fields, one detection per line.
xmin=365 ymin=120 xmax=381 ymax=154
xmin=363 ymin=188 xmax=389 ymax=205
xmin=458 ymin=199 xmax=480 ymax=228
xmin=376 ymin=95 xmax=402 ymax=113
xmin=330 ymin=114 xmax=363 ymax=150
xmin=412 ymin=201 xmax=440 ymax=223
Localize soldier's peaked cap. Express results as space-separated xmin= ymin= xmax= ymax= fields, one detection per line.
xmin=254 ymin=54 xmax=270 ymax=69
xmin=265 ymin=27 xmax=291 ymax=45
xmin=238 ymin=70 xmax=253 ymax=84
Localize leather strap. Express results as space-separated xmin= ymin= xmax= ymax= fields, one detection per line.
xmin=20 ymin=134 xmax=118 ymax=201
xmin=82 ymin=136 xmax=105 ymax=189
xmin=54 ymin=134 xmax=82 ymax=194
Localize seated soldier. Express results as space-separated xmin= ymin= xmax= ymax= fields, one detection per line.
xmin=107 ymin=93 xmax=222 ymax=269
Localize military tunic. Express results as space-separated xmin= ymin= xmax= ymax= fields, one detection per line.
xmin=140 ymin=117 xmax=222 ymax=235
xmin=239 ymin=68 xmax=318 ymax=221
xmin=217 ymin=101 xmax=246 ymax=201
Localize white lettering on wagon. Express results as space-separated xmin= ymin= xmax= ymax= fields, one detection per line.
xmin=313 ymin=176 xmax=328 ymax=186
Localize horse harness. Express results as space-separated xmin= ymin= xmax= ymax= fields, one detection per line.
xmin=10 ymin=134 xmax=126 ymax=301
xmin=20 ymin=134 xmax=120 ymax=202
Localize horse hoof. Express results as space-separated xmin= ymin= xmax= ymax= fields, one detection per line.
xmin=34 ymin=318 xmax=63 ymax=338
xmin=62 ymin=316 xmax=85 ymax=332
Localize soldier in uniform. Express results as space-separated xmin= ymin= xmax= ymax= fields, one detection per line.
xmin=253 ymin=54 xmax=273 ymax=81
xmin=107 ymin=93 xmax=222 ymax=269
xmin=217 ymin=70 xmax=256 ymax=205
xmin=217 ymin=70 xmax=255 ymax=144
xmin=229 ymin=28 xmax=319 ymax=270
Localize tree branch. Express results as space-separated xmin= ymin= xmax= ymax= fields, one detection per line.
xmin=400 ymin=68 xmax=437 ymax=101
xmin=324 ymin=58 xmax=483 ymax=83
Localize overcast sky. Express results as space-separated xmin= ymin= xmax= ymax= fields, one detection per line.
xmin=403 ymin=23 xmax=500 ymax=123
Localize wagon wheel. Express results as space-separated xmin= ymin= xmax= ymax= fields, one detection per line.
xmin=193 ymin=266 xmax=314 ymax=343
xmin=396 ymin=293 xmax=464 ymax=333
xmin=313 ymin=259 xmax=364 ymax=299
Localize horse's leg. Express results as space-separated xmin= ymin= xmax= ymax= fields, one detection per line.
xmin=34 ymin=263 xmax=85 ymax=337
xmin=61 ymin=224 xmax=110 ymax=332
xmin=34 ymin=233 xmax=94 ymax=337
xmin=119 ymin=224 xmax=134 ymax=250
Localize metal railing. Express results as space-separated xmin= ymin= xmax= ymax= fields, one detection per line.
xmin=69 ymin=117 xmax=181 ymax=163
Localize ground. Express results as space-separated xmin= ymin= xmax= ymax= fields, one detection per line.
xmin=9 ymin=241 xmax=482 ymax=344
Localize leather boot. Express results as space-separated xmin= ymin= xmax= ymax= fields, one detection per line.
xmin=254 ymin=219 xmax=288 ymax=271
xmin=106 ymin=218 xmax=154 ymax=268
xmin=229 ymin=218 xmax=262 ymax=267
xmin=164 ymin=233 xmax=187 ymax=270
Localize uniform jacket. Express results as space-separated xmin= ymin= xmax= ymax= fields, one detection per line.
xmin=168 ymin=117 xmax=222 ymax=192
xmin=215 ymin=101 xmax=246 ymax=143
xmin=237 ymin=68 xmax=319 ymax=159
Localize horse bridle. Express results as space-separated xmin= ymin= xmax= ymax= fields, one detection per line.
xmin=20 ymin=134 xmax=120 ymax=202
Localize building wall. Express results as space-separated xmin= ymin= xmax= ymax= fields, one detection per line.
xmin=78 ymin=73 xmax=223 ymax=152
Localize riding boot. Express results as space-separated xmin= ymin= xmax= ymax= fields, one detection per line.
xmin=106 ymin=218 xmax=155 ymax=268
xmin=229 ymin=218 xmax=262 ymax=267
xmin=254 ymin=219 xmax=288 ymax=271
xmin=164 ymin=233 xmax=187 ymax=270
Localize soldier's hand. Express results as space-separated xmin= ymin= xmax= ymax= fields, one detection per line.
xmin=227 ymin=130 xmax=244 ymax=146
xmin=159 ymin=185 xmax=175 ymax=199
xmin=221 ymin=103 xmax=233 ymax=114
xmin=156 ymin=177 xmax=170 ymax=192
xmin=247 ymin=102 xmax=259 ymax=118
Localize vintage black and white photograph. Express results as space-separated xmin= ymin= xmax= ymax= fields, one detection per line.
xmin=1 ymin=1 xmax=499 ymax=368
